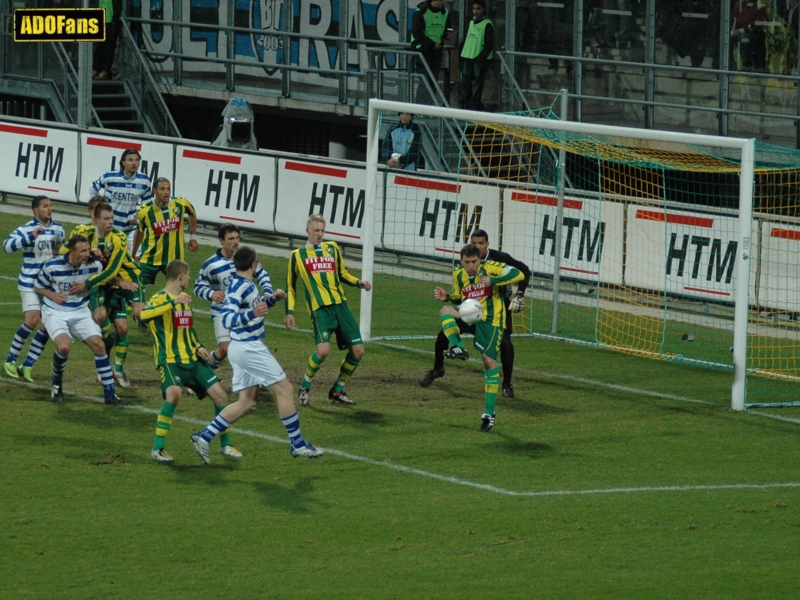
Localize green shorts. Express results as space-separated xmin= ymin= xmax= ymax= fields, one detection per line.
xmin=139 ymin=263 xmax=167 ymax=287
xmin=158 ymin=361 xmax=220 ymax=400
xmin=107 ymin=277 xmax=144 ymax=320
xmin=473 ymin=320 xmax=504 ymax=361
xmin=311 ymin=303 xmax=362 ymax=349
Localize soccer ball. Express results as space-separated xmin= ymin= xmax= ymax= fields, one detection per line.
xmin=458 ymin=298 xmax=483 ymax=324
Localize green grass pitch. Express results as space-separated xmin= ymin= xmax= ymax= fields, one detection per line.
xmin=1 ymin=207 xmax=799 ymax=599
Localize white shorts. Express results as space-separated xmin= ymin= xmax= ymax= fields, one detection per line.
xmin=41 ymin=305 xmax=102 ymax=343
xmin=228 ymin=340 xmax=286 ymax=393
xmin=213 ymin=315 xmax=231 ymax=344
xmin=20 ymin=290 xmax=42 ymax=314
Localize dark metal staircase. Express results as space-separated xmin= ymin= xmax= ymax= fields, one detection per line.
xmin=92 ymin=79 xmax=144 ymax=133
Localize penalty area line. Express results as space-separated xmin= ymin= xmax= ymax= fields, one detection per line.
xmin=7 ymin=380 xmax=800 ymax=498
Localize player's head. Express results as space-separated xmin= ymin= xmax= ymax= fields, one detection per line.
xmin=91 ymin=202 xmax=115 ymax=235
xmin=119 ymin=149 xmax=141 ymax=176
xmin=233 ymin=245 xmax=257 ymax=272
xmin=218 ymin=223 xmax=241 ymax=256
xmin=472 ymin=0 xmax=486 ymax=18
xmin=153 ymin=178 xmax=171 ymax=205
xmin=31 ymin=195 xmax=52 ymax=223
xmin=469 ymin=229 xmax=489 ymax=258
xmin=87 ymin=195 xmax=108 ymax=216
xmin=166 ymin=260 xmax=191 ymax=289
xmin=67 ymin=234 xmax=90 ymax=265
xmin=460 ymin=243 xmax=481 ymax=276
xmin=398 ymin=112 xmax=413 ymax=125
xmin=306 ymin=213 xmax=326 ymax=245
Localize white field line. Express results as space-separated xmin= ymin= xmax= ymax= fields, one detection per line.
xmin=5 ymin=379 xmax=800 ymax=498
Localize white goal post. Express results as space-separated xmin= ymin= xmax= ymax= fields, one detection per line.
xmin=360 ymin=99 xmax=756 ymax=411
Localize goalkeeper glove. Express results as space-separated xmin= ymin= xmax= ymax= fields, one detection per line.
xmin=510 ymin=291 xmax=525 ymax=313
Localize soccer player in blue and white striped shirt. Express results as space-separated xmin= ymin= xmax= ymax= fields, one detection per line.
xmin=34 ymin=235 xmax=124 ymax=405
xmin=191 ymin=246 xmax=323 ymax=463
xmin=3 ymin=196 xmax=66 ymax=383
xmin=193 ymin=223 xmax=274 ymax=368
xmin=89 ymin=148 xmax=153 ymax=254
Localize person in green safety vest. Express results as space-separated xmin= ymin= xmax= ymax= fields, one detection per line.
xmin=411 ymin=0 xmax=453 ymax=102
xmin=93 ymin=0 xmax=122 ymax=80
xmin=459 ymin=0 xmax=493 ymax=111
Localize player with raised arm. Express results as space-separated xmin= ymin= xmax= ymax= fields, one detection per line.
xmin=193 ymin=223 xmax=274 ymax=369
xmin=34 ymin=234 xmax=124 ymax=405
xmin=90 ymin=148 xmax=153 ymax=255
xmin=420 ymin=229 xmax=531 ymax=398
xmin=133 ymin=177 xmax=198 ymax=293
xmin=64 ymin=200 xmax=144 ymax=387
xmin=284 ymin=214 xmax=372 ymax=406
xmin=434 ymin=243 xmax=523 ymax=432
xmin=140 ymin=260 xmax=242 ymax=463
xmin=191 ymin=246 xmax=322 ymax=464
xmin=3 ymin=196 xmax=66 ymax=383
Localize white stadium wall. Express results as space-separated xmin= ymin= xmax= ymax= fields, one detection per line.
xmin=0 ymin=115 xmax=795 ymax=312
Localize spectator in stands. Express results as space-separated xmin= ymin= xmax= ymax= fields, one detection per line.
xmin=657 ymin=1 xmax=715 ymax=68
xmin=603 ymin=0 xmax=633 ymax=49
xmin=411 ymin=0 xmax=453 ymax=100
xmin=731 ymin=0 xmax=767 ymax=70
xmin=381 ymin=112 xmax=422 ymax=171
xmin=533 ymin=0 xmax=575 ymax=74
xmin=765 ymin=0 xmax=798 ymax=74
xmin=93 ymin=0 xmax=122 ymax=80
xmin=459 ymin=0 xmax=493 ymax=111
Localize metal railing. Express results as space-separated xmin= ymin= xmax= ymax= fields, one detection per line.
xmin=117 ymin=20 xmax=181 ymax=138
xmin=0 ymin=11 xmax=100 ymax=127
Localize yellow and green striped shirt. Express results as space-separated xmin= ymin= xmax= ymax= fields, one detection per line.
xmin=286 ymin=241 xmax=360 ymax=314
xmin=61 ymin=223 xmax=140 ymax=289
xmin=450 ymin=260 xmax=523 ymax=327
xmin=136 ymin=196 xmax=196 ymax=267
xmin=140 ymin=290 xmax=203 ymax=366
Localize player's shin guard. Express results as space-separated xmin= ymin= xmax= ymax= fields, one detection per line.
xmin=333 ymin=353 xmax=360 ymax=393
xmin=114 ymin=333 xmax=129 ymax=372
xmin=484 ymin=367 xmax=500 ymax=416
xmin=94 ymin=353 xmax=114 ymax=387
xmin=22 ymin=328 xmax=49 ymax=367
xmin=301 ymin=352 xmax=324 ymax=389
xmin=7 ymin=323 xmax=33 ymax=363
xmin=215 ymin=403 xmax=232 ymax=447
xmin=440 ymin=314 xmax=464 ymax=348
xmin=153 ymin=401 xmax=176 ymax=451
xmin=281 ymin=412 xmax=306 ymax=448
xmin=52 ymin=349 xmax=69 ymax=382
xmin=197 ymin=413 xmax=231 ymax=442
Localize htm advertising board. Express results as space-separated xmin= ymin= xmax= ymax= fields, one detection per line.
xmin=0 ymin=122 xmax=78 ymax=203
xmin=174 ymin=145 xmax=276 ymax=231
xmin=503 ymin=190 xmax=625 ymax=286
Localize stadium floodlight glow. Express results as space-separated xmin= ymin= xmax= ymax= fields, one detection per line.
xmin=363 ymin=99 xmax=763 ymax=412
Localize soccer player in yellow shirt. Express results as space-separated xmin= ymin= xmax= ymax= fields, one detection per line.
xmin=284 ymin=214 xmax=372 ymax=406
xmin=140 ymin=260 xmax=241 ymax=463
xmin=434 ymin=243 xmax=523 ymax=432
xmin=133 ymin=177 xmax=198 ymax=291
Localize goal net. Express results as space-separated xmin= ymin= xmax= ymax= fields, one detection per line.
xmin=361 ymin=99 xmax=800 ymax=411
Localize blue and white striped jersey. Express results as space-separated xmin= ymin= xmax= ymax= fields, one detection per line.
xmin=220 ymin=274 xmax=278 ymax=342
xmin=194 ymin=250 xmax=274 ymax=318
xmin=90 ymin=170 xmax=153 ymax=232
xmin=3 ymin=219 xmax=66 ymax=292
xmin=35 ymin=255 xmax=103 ymax=311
